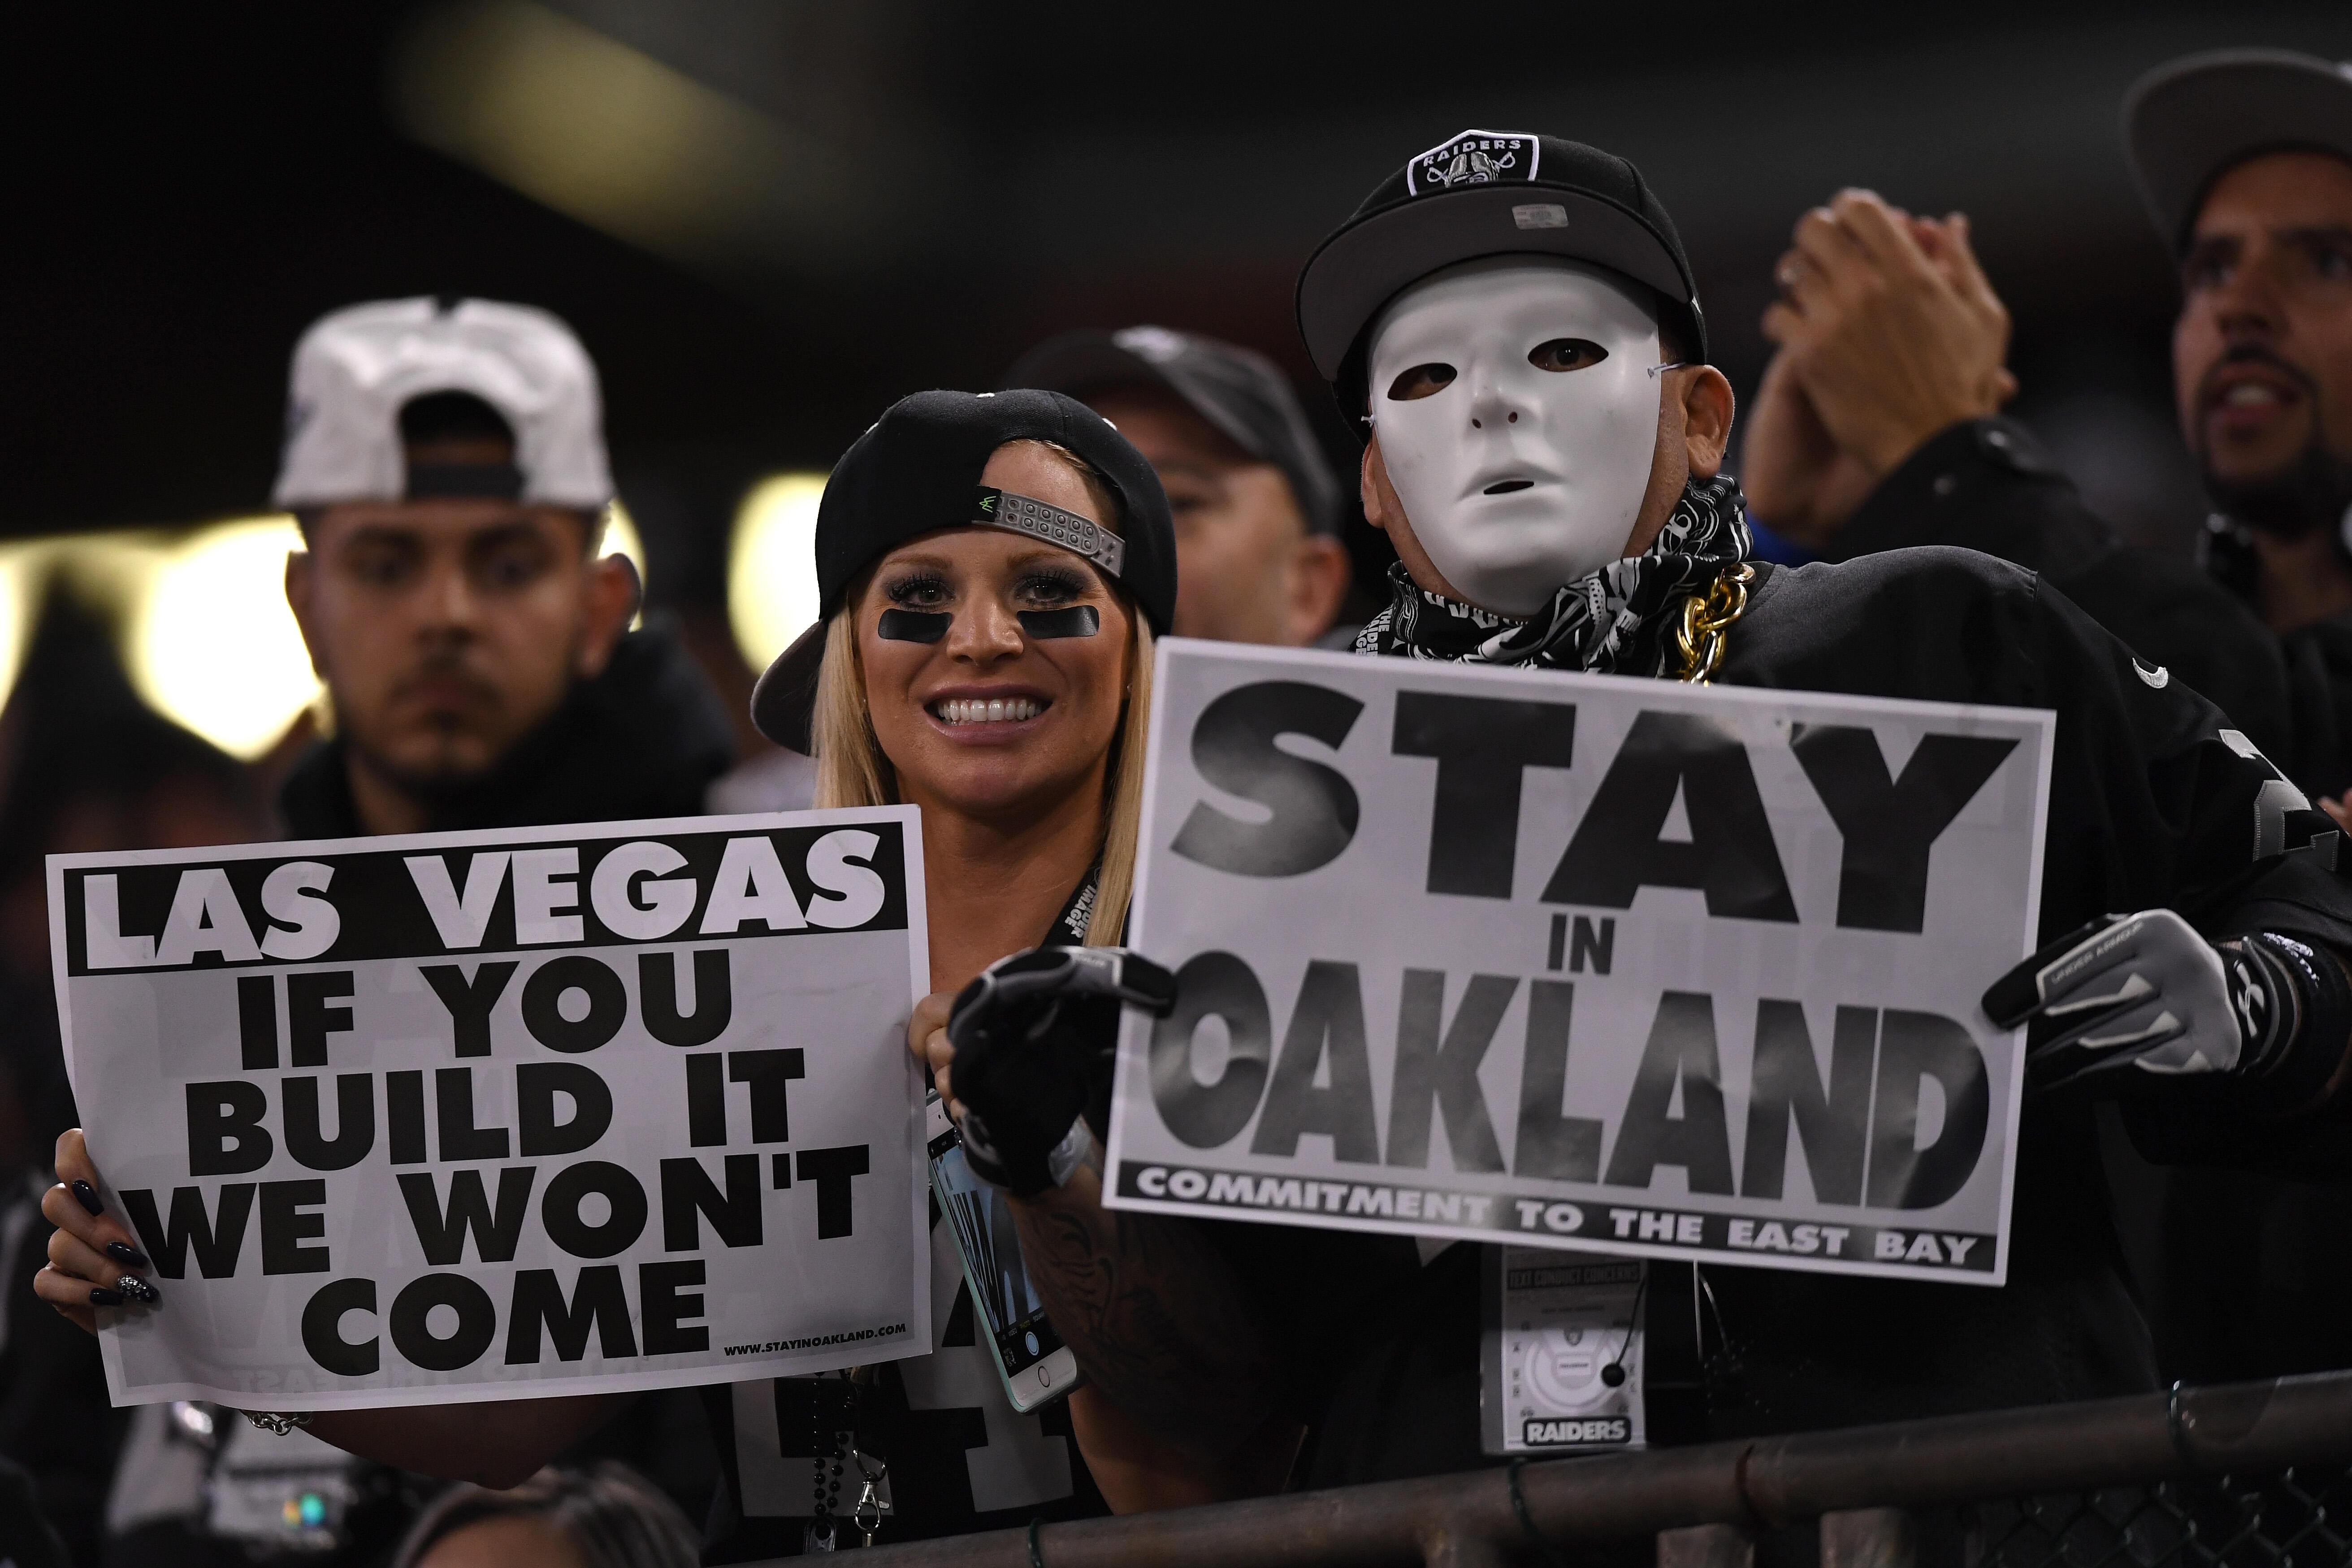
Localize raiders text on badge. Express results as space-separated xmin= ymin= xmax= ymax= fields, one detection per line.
xmin=1408 ymin=129 xmax=1540 ymax=194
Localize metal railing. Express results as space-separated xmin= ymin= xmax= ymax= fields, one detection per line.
xmin=814 ymin=1370 xmax=2352 ymax=1567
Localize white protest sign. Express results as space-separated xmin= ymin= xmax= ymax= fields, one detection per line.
xmin=51 ymin=808 xmax=931 ymax=1409
xmin=1105 ymin=641 xmax=2052 ymax=1286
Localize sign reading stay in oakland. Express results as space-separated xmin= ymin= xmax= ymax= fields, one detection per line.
xmin=51 ymin=809 xmax=931 ymax=1409
xmin=1104 ymin=641 xmax=2053 ymax=1286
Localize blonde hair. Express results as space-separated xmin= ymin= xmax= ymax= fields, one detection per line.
xmin=811 ymin=445 xmax=1155 ymax=946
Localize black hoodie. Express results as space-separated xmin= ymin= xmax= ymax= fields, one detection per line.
xmin=277 ymin=618 xmax=736 ymax=839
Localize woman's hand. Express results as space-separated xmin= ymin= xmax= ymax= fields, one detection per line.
xmin=907 ymin=989 xmax=957 ymax=1113
xmin=35 ymin=1129 xmax=160 ymax=1334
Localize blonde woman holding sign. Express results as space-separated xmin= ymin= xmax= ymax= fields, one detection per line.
xmin=35 ymin=390 xmax=1305 ymax=1548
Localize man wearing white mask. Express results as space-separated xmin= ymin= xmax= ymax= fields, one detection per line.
xmin=917 ymin=131 xmax=2352 ymax=1524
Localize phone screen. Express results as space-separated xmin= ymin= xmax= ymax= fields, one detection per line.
xmin=927 ymin=1116 xmax=1068 ymax=1382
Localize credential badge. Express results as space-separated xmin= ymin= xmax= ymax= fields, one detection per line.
xmin=1407 ymin=129 xmax=1540 ymax=195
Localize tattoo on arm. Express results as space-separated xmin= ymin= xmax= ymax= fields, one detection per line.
xmin=1011 ymin=1180 xmax=1283 ymax=1453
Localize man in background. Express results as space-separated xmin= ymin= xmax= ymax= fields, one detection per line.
xmin=1009 ymin=326 xmax=1354 ymax=646
xmin=276 ymin=296 xmax=735 ymax=839
xmin=104 ymin=296 xmax=733 ymax=1560
xmin=1738 ymin=48 xmax=2352 ymax=1386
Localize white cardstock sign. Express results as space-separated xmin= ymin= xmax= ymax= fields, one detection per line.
xmin=1105 ymin=641 xmax=2054 ymax=1286
xmin=51 ymin=809 xmax=931 ymax=1409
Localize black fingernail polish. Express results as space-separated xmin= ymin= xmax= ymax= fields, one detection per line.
xmin=71 ymin=1181 xmax=103 ymax=1216
xmin=107 ymin=1242 xmax=149 ymax=1268
xmin=90 ymin=1287 xmax=124 ymax=1307
xmin=117 ymin=1274 xmax=160 ymax=1305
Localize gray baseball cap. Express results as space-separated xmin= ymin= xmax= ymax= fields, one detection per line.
xmin=1005 ymin=326 xmax=1343 ymax=536
xmin=2124 ymin=49 xmax=2352 ymax=252
xmin=273 ymin=296 xmax=614 ymax=511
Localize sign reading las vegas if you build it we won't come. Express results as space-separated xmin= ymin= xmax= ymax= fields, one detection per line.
xmin=1105 ymin=641 xmax=2053 ymax=1285
xmin=51 ymin=809 xmax=931 ymax=1409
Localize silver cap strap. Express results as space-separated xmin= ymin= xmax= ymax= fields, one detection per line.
xmin=972 ymin=488 xmax=1125 ymax=577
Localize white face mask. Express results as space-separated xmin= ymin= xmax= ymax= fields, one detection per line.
xmin=1369 ymin=259 xmax=1663 ymax=616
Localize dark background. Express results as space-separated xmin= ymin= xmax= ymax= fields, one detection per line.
xmin=10 ymin=1 xmax=2352 ymax=617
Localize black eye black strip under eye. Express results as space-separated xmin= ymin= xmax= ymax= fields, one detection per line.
xmin=878 ymin=608 xmax=951 ymax=643
xmin=1019 ymin=606 xmax=1100 ymax=640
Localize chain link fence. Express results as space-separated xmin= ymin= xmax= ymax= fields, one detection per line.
xmin=1977 ymin=1466 xmax=2352 ymax=1568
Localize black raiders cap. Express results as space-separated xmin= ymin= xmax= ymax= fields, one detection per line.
xmin=1005 ymin=326 xmax=1343 ymax=535
xmin=2125 ymin=49 xmax=2352 ymax=253
xmin=1298 ymin=128 xmax=1706 ymax=418
xmin=749 ymin=388 xmax=1176 ymax=753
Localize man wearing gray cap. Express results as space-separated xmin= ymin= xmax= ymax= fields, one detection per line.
xmin=1744 ymin=50 xmax=2352 ymax=797
xmin=273 ymin=297 xmax=734 ymax=839
xmin=1737 ymin=52 xmax=2352 ymax=1386
xmin=1007 ymin=326 xmax=1354 ymax=647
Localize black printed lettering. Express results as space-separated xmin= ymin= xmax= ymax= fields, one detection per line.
xmin=1867 ymin=1010 xmax=1990 ymax=1209
xmin=237 ymin=974 xmax=277 ymax=1070
xmin=119 ymin=1184 xmax=255 ymax=1279
xmin=398 ymin=1167 xmax=537 ymax=1265
xmin=386 ymin=1070 xmax=427 ymax=1164
xmin=286 ymin=970 xmax=355 ymax=1067
xmin=1148 ymin=951 xmax=1272 ymax=1148
xmin=1789 ymin=727 xmax=2018 ymax=932
xmin=301 ymin=1278 xmax=378 ymax=1376
xmin=685 ymin=1054 xmax=727 ymax=1147
xmin=1250 ymin=961 xmax=1378 ymax=1163
xmin=1544 ymin=711 xmax=1798 ymax=922
xmin=283 ymin=1074 xmax=376 ymax=1171
xmin=640 ymin=1260 xmax=709 ymax=1354
xmin=541 ymin=1161 xmax=648 ymax=1258
xmin=516 ymin=1062 xmax=612 ymax=1157
xmin=506 ymin=1266 xmax=638 ymax=1364
xmin=1514 ymin=980 xmax=1602 ymax=1182
xmin=420 ymin=961 xmax=520 ymax=1058
xmin=660 ymin=1154 xmax=763 ymax=1250
xmin=259 ymin=1179 xmax=331 ymax=1274
xmin=520 ymin=955 xmax=627 ymax=1054
xmin=728 ymin=1049 xmax=804 ymax=1143
xmin=1741 ymin=1002 xmax=1873 ymax=1204
xmin=435 ymin=1067 xmax=510 ymax=1162
xmin=1170 ymin=682 xmax=1363 ymax=877
xmin=1603 ymin=992 xmax=1735 ymax=1195
xmin=795 ymin=1145 xmax=870 ymax=1239
xmin=186 ymin=1081 xmax=273 ymax=1176
xmin=1386 ymin=970 xmax=1512 ymax=1171
xmin=640 ymin=950 xmax=732 ymax=1048
xmin=1391 ymin=691 xmax=1577 ymax=898
xmin=390 ymin=1273 xmax=496 ymax=1371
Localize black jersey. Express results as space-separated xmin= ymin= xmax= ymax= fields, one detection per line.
xmin=1226 ymin=547 xmax=2352 ymax=1489
xmin=698 ymin=871 xmax=1110 ymax=1559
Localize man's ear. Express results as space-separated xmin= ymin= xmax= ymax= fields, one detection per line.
xmin=283 ymin=550 xmax=327 ymax=678
xmin=1680 ymin=365 xmax=1737 ymax=479
xmin=1360 ymin=437 xmax=1395 ymax=536
xmin=576 ymin=554 xmax=641 ymax=679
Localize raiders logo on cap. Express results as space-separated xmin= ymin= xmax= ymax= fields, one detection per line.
xmin=1407 ymin=129 xmax=1540 ymax=195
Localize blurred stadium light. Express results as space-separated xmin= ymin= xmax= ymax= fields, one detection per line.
xmin=389 ymin=0 xmax=871 ymax=277
xmin=123 ymin=517 xmax=317 ymax=760
xmin=728 ymin=473 xmax=825 ymax=673
xmin=14 ymin=505 xmax=651 ymax=763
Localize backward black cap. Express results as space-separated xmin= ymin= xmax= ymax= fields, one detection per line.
xmin=1297 ymin=129 xmax=1706 ymax=421
xmin=751 ymin=388 xmax=1175 ymax=752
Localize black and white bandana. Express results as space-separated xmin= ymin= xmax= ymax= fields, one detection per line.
xmin=1355 ymin=473 xmax=1752 ymax=676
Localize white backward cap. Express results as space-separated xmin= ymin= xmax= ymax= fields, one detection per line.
xmin=272 ymin=296 xmax=614 ymax=510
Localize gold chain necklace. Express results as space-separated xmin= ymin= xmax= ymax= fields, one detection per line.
xmin=1668 ymin=562 xmax=1755 ymax=684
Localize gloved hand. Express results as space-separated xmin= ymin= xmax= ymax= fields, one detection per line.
xmin=946 ymin=946 xmax=1176 ymax=1195
xmin=1982 ymin=909 xmax=2335 ymax=1093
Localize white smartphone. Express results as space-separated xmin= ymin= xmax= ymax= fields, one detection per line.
xmin=926 ymin=1095 xmax=1083 ymax=1412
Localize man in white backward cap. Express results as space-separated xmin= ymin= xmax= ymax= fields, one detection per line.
xmin=272 ymin=296 xmax=734 ymax=839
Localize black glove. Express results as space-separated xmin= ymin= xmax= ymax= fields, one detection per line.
xmin=946 ymin=946 xmax=1176 ymax=1195
xmin=1982 ymin=909 xmax=2349 ymax=1099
